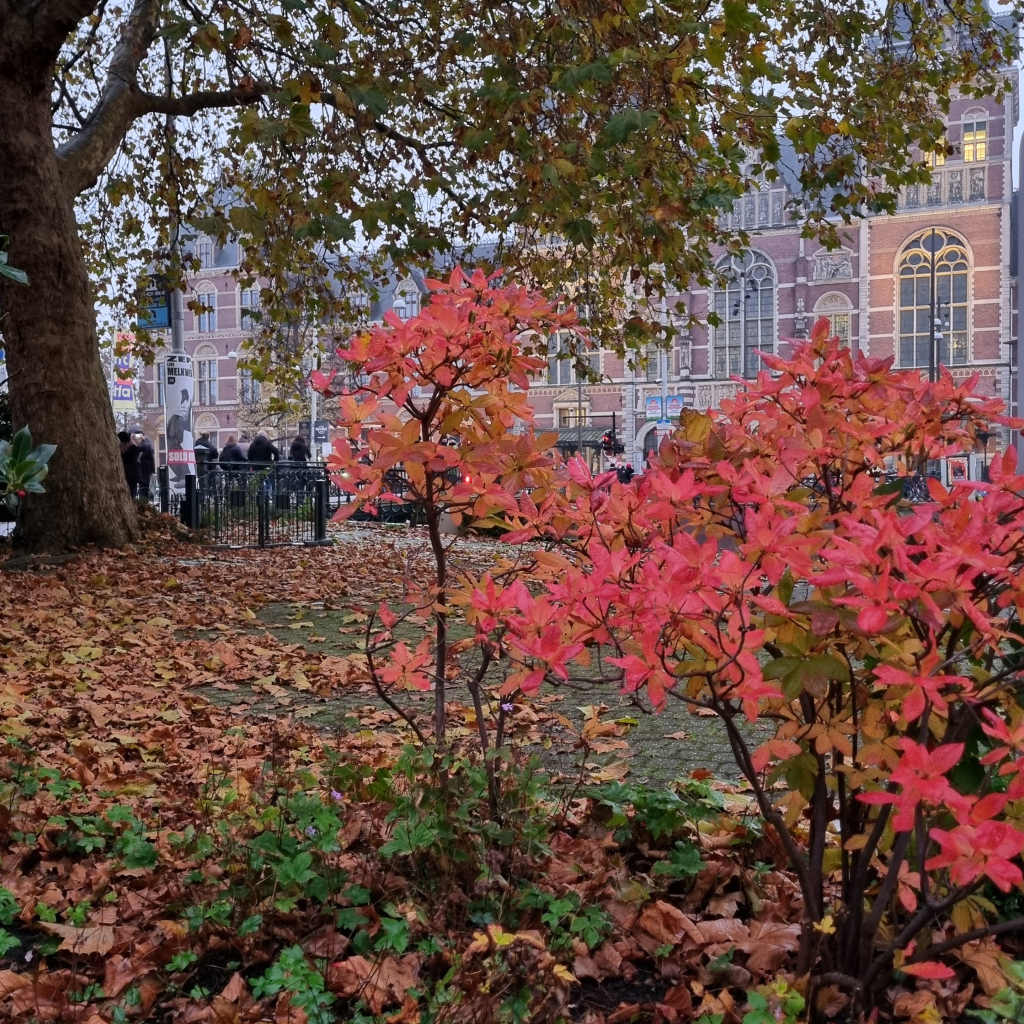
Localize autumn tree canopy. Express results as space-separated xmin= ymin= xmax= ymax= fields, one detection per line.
xmin=0 ymin=0 xmax=1014 ymax=551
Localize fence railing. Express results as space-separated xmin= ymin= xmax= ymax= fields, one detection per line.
xmin=158 ymin=453 xmax=422 ymax=547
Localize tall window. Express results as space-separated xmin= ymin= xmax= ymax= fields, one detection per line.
xmin=196 ymin=238 xmax=214 ymax=268
xmin=898 ymin=230 xmax=970 ymax=368
xmin=392 ymin=284 xmax=420 ymax=319
xmin=711 ymin=251 xmax=776 ymax=378
xmin=963 ymin=118 xmax=987 ymax=162
xmin=156 ymin=361 xmax=165 ymax=407
xmin=194 ymin=290 xmax=217 ymax=333
xmin=240 ymin=288 xmax=260 ymax=326
xmin=240 ymin=369 xmax=261 ymax=404
xmin=547 ymin=334 xmax=599 ymax=385
xmin=197 ymin=358 xmax=218 ymax=404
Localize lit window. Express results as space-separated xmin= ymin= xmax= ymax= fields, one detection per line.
xmin=925 ymin=148 xmax=946 ymax=167
xmin=822 ymin=313 xmax=851 ymax=347
xmin=711 ymin=251 xmax=776 ymax=379
xmin=897 ymin=230 xmax=970 ymax=368
xmin=197 ymin=359 xmax=218 ymax=404
xmin=194 ymin=291 xmax=217 ymax=333
xmin=963 ymin=121 xmax=987 ymax=162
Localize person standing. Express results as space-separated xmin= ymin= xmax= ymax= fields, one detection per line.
xmin=288 ymin=434 xmax=311 ymax=462
xmin=134 ymin=432 xmax=156 ymax=501
xmin=220 ymin=435 xmax=246 ymax=465
xmin=118 ymin=431 xmax=143 ymax=498
xmin=238 ymin=433 xmax=251 ymax=458
xmin=247 ymin=431 xmax=279 ymax=463
xmin=194 ymin=431 xmax=218 ymax=460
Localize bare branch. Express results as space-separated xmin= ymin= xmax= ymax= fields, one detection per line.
xmin=55 ymin=0 xmax=267 ymax=197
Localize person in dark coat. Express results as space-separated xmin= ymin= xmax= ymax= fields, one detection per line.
xmin=194 ymin=432 xmax=218 ymax=460
xmin=617 ymin=463 xmax=635 ymax=484
xmin=247 ymin=431 xmax=279 ymax=463
xmin=134 ymin=432 xmax=156 ymax=501
xmin=118 ymin=430 xmax=143 ymax=497
xmin=220 ymin=435 xmax=247 ymax=464
xmin=289 ymin=435 xmax=311 ymax=462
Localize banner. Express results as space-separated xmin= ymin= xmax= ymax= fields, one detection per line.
xmin=666 ymin=394 xmax=685 ymax=420
xmin=163 ymin=351 xmax=195 ymax=493
xmin=645 ymin=396 xmax=663 ymax=421
xmin=111 ymin=332 xmax=136 ymax=413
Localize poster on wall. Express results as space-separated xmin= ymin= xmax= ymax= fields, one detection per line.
xmin=111 ymin=332 xmax=137 ymax=413
xmin=164 ymin=352 xmax=195 ymax=494
xmin=665 ymin=394 xmax=685 ymax=420
xmin=645 ymin=396 xmax=663 ymax=421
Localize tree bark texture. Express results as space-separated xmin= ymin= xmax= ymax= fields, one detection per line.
xmin=0 ymin=41 xmax=140 ymax=552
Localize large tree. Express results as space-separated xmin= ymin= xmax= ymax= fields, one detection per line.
xmin=0 ymin=0 xmax=1013 ymax=551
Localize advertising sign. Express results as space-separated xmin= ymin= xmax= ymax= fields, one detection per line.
xmin=111 ymin=333 xmax=136 ymax=413
xmin=665 ymin=394 xmax=684 ymax=420
xmin=163 ymin=352 xmax=195 ymax=493
xmin=645 ymin=396 xmax=663 ymax=421
xmin=138 ymin=281 xmax=170 ymax=329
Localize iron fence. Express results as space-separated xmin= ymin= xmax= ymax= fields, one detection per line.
xmin=159 ymin=455 xmax=422 ymax=547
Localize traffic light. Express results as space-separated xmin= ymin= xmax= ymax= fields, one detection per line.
xmin=601 ymin=430 xmax=625 ymax=456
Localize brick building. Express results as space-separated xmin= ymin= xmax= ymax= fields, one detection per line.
xmin=137 ymin=75 xmax=1021 ymax=475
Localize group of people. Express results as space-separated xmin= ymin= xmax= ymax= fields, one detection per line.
xmin=197 ymin=431 xmax=313 ymax=468
xmin=117 ymin=431 xmax=156 ymax=499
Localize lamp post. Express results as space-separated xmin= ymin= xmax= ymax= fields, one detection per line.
xmin=927 ymin=227 xmax=940 ymax=383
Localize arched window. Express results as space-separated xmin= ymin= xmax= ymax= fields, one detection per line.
xmin=897 ymin=230 xmax=970 ymax=368
xmin=813 ymin=293 xmax=854 ymax=348
xmin=195 ymin=346 xmax=218 ymax=405
xmin=711 ymin=251 xmax=776 ymax=379
xmin=196 ymin=235 xmax=214 ymax=269
xmin=194 ymin=289 xmax=217 ymax=333
xmin=392 ymin=282 xmax=421 ymax=320
xmin=961 ymin=109 xmax=987 ymax=163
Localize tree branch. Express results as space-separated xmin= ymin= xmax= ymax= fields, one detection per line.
xmin=54 ymin=0 xmax=267 ymax=197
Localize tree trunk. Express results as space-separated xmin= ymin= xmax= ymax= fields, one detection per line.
xmin=0 ymin=52 xmax=140 ymax=552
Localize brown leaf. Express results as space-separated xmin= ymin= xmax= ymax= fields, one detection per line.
xmin=574 ymin=954 xmax=601 ymax=981
xmin=593 ymin=941 xmax=623 ymax=977
xmin=954 ymin=938 xmax=1011 ymax=996
xmin=328 ymin=955 xmax=420 ymax=1015
xmin=739 ymin=920 xmax=799 ymax=976
xmin=0 ymin=969 xmax=30 ymax=999
xmin=638 ymin=901 xmax=694 ymax=947
xmin=301 ymin=925 xmax=350 ymax=959
xmin=37 ymin=921 xmax=116 ymax=955
xmin=607 ymin=1003 xmax=641 ymax=1024
xmin=892 ymin=989 xmax=937 ymax=1019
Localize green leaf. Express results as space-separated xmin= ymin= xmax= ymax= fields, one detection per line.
xmin=599 ymin=109 xmax=657 ymax=145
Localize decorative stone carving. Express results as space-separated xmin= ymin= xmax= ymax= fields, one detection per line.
xmin=948 ymin=170 xmax=963 ymax=203
xmin=905 ymin=185 xmax=920 ymax=208
xmin=927 ymin=176 xmax=942 ymax=206
xmin=815 ymin=292 xmax=852 ymax=311
xmin=812 ymin=249 xmax=853 ymax=282
xmin=969 ymin=167 xmax=985 ymax=201
xmin=793 ymin=297 xmax=807 ymax=339
xmin=771 ymin=193 xmax=784 ymax=225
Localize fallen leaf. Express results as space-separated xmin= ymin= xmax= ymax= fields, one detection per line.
xmin=328 ymin=955 xmax=420 ymax=1014
xmin=37 ymin=921 xmax=116 ymax=955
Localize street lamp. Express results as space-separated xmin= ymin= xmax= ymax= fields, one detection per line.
xmin=978 ymin=429 xmax=993 ymax=481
